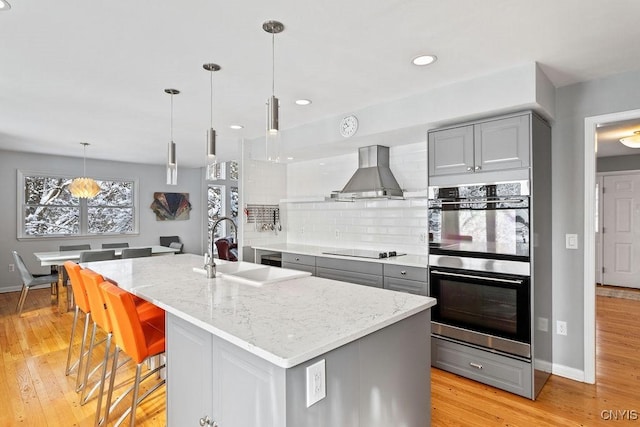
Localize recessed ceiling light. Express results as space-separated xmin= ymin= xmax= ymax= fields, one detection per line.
xmin=0 ymin=0 xmax=11 ymax=10
xmin=229 ymin=124 xmax=244 ymax=130
xmin=412 ymin=55 xmax=437 ymax=66
xmin=295 ymin=99 xmax=312 ymax=106
xmin=287 ymin=156 xmax=294 ymax=160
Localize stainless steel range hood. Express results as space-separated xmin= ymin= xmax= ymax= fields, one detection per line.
xmin=331 ymin=145 xmax=403 ymax=201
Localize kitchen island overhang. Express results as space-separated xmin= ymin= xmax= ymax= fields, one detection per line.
xmin=84 ymin=254 xmax=436 ymax=426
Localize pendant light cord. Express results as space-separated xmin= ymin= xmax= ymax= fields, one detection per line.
xmin=170 ymin=93 xmax=174 ymax=142
xmin=83 ymin=143 xmax=87 ymax=176
xmin=210 ymin=70 xmax=214 ymax=128
xmin=271 ymin=32 xmax=275 ymax=96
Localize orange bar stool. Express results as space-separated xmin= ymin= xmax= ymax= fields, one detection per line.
xmin=63 ymin=261 xmax=93 ymax=392
xmin=80 ymin=269 xmax=163 ymax=427
xmin=100 ymin=281 xmax=166 ymax=427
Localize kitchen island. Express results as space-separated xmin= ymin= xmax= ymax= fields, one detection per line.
xmin=84 ymin=254 xmax=436 ymax=427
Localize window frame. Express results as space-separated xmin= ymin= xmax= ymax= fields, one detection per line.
xmin=17 ymin=170 xmax=140 ymax=240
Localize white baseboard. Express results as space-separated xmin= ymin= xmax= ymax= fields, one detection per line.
xmin=552 ymin=363 xmax=585 ymax=382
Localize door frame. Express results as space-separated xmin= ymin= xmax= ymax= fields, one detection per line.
xmin=583 ymin=108 xmax=640 ymax=384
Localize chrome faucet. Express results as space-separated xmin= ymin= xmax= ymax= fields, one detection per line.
xmin=204 ymin=216 xmax=238 ymax=278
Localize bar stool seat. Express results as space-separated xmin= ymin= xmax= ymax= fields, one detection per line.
xmin=100 ymin=281 xmax=166 ymax=427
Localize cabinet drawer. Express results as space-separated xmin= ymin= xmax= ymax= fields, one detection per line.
xmin=316 ymin=267 xmax=383 ymax=288
xmin=316 ymin=257 xmax=383 ymax=275
xmin=282 ymin=252 xmax=315 ymax=266
xmin=282 ymin=262 xmax=315 ymax=276
xmin=384 ymin=264 xmax=427 ymax=282
xmin=384 ymin=277 xmax=427 ymax=295
xmin=431 ymin=337 xmax=532 ymax=399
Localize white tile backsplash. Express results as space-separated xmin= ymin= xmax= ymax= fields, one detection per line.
xmin=284 ymin=143 xmax=428 ymax=255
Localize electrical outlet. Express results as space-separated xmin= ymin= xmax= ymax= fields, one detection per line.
xmin=557 ymin=320 xmax=567 ymax=336
xmin=335 ymin=229 xmax=340 ymax=239
xmin=419 ymin=232 xmax=427 ymax=243
xmin=8 ymin=264 xmax=15 ymax=272
xmin=306 ymin=359 xmax=326 ymax=407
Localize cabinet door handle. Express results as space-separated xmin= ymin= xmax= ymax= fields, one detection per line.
xmin=469 ymin=362 xmax=483 ymax=370
xmin=400 ymin=270 xmax=407 ymax=275
xmin=466 ymin=166 xmax=473 ymax=172
xmin=474 ymin=165 xmax=482 ymax=171
xmin=199 ymin=416 xmax=218 ymax=426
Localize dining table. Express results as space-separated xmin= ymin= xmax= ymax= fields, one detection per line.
xmin=33 ymin=245 xmax=180 ymax=314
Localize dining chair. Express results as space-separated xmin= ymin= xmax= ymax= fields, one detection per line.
xmin=60 ymin=244 xmax=92 ymax=251
xmin=12 ymin=250 xmax=59 ymax=316
xmin=120 ymin=248 xmax=152 ymax=259
xmin=102 ymin=243 xmax=129 ymax=249
xmin=63 ymin=261 xmax=92 ymax=392
xmin=79 ymin=250 xmax=116 ymax=263
xmin=159 ymin=235 xmax=180 ymax=247
xmin=100 ymin=281 xmax=166 ymax=427
xmin=168 ymin=241 xmax=183 ymax=253
xmin=80 ymin=270 xmax=163 ymax=426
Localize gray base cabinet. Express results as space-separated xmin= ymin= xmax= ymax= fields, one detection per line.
xmin=167 ymin=310 xmax=432 ymax=427
xmin=281 ymin=252 xmax=316 ymax=275
xmin=383 ymin=264 xmax=428 ymax=295
xmin=316 ymin=257 xmax=383 ymax=288
xmin=431 ymin=336 xmax=533 ymax=399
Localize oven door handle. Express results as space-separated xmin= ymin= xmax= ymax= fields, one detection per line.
xmin=431 ymin=199 xmax=527 ymax=205
xmin=430 ymin=270 xmax=524 ymax=285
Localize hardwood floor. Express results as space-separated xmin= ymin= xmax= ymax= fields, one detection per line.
xmin=0 ymin=288 xmax=165 ymax=426
xmin=1 ymin=288 xmax=639 ymax=426
xmin=432 ymin=294 xmax=640 ymax=426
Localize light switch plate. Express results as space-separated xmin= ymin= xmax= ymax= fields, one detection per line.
xmin=565 ymin=234 xmax=578 ymax=250
xmin=306 ymin=359 xmax=326 ymax=407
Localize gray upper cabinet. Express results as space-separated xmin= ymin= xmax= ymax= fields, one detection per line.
xmin=428 ymin=125 xmax=475 ymax=176
xmin=429 ymin=113 xmax=531 ymax=178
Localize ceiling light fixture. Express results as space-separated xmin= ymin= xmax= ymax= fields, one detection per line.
xmin=264 ymin=20 xmax=285 ymax=135
xmin=0 ymin=0 xmax=11 ymax=11
xmin=295 ymin=99 xmax=312 ymax=106
xmin=412 ymin=55 xmax=437 ymax=66
xmin=69 ymin=143 xmax=100 ymax=198
xmin=203 ymin=63 xmax=221 ymax=180
xmin=620 ymin=131 xmax=640 ymax=148
xmin=230 ymin=124 xmax=244 ymax=130
xmin=165 ymin=88 xmax=180 ymax=185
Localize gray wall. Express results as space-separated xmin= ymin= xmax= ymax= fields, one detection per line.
xmin=553 ymin=68 xmax=640 ymax=372
xmin=0 ymin=149 xmax=205 ymax=291
xmin=597 ymin=154 xmax=640 ymax=172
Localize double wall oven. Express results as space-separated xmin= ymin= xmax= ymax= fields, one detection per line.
xmin=428 ymin=180 xmax=531 ymax=359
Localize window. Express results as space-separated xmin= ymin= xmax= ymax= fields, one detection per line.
xmin=207 ymin=161 xmax=238 ymax=251
xmin=18 ymin=171 xmax=138 ymax=238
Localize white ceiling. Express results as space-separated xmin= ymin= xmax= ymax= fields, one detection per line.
xmin=2 ymin=0 xmax=640 ymax=167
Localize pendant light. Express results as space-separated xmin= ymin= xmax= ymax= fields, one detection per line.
xmin=165 ymin=88 xmax=180 ymax=185
xmin=203 ymin=63 xmax=221 ymax=180
xmin=263 ymin=20 xmax=284 ymax=162
xmin=620 ymin=131 xmax=640 ymax=148
xmin=69 ymin=143 xmax=100 ymax=198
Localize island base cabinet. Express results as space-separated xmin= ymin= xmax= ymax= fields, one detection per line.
xmin=167 ymin=310 xmax=432 ymax=426
xmin=166 ymin=314 xmax=214 ymax=426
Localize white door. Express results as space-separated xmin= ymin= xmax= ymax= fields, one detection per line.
xmin=602 ymin=173 xmax=640 ymax=288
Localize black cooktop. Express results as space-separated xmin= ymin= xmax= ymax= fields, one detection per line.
xmin=322 ymin=249 xmax=407 ymax=259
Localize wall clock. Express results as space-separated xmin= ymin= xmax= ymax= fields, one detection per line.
xmin=340 ymin=115 xmax=359 ymax=138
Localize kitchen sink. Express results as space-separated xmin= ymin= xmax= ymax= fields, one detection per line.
xmin=193 ymin=262 xmax=310 ymax=286
xmin=222 ymin=266 xmax=311 ymax=286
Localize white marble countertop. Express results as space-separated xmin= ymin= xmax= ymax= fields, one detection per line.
xmin=252 ymin=243 xmax=429 ymax=268
xmin=84 ymin=254 xmax=436 ymax=369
